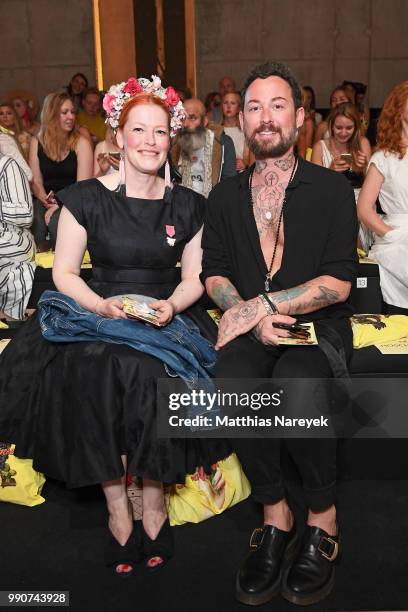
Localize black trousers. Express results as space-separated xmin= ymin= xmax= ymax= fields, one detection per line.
xmin=215 ymin=334 xmax=345 ymax=512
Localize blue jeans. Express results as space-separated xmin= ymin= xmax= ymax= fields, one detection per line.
xmin=38 ymin=291 xmax=216 ymax=392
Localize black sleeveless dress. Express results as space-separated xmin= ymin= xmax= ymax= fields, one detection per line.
xmin=0 ymin=179 xmax=229 ymax=487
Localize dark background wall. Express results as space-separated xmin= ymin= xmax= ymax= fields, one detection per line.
xmin=1 ymin=0 xmax=408 ymax=112
xmin=195 ymin=0 xmax=408 ymax=107
xmin=0 ymin=0 xmax=95 ymax=106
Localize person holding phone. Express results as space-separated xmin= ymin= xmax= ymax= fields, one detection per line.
xmin=311 ymin=102 xmax=371 ymax=188
xmin=93 ymin=125 xmax=122 ymax=176
xmin=30 ymin=91 xmax=93 ymax=248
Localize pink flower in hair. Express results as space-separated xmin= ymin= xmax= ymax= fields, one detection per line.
xmin=165 ymin=87 xmax=180 ymax=108
xmin=123 ymin=77 xmax=143 ymax=95
xmin=102 ymin=94 xmax=116 ymax=114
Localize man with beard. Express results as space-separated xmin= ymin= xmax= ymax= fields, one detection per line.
xmin=172 ymin=98 xmax=236 ymax=197
xmin=201 ymin=62 xmax=358 ymax=606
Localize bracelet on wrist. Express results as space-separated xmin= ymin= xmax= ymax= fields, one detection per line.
xmin=258 ymin=293 xmax=279 ymax=315
xmin=262 ymin=293 xmax=279 ymax=314
xmin=258 ymin=293 xmax=278 ymax=316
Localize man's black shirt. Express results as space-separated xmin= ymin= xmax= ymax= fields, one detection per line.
xmin=201 ymin=157 xmax=359 ymax=323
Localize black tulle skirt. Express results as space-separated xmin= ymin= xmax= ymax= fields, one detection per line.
xmin=0 ymin=281 xmax=230 ymax=487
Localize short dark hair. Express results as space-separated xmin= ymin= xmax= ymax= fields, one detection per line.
xmin=241 ymin=61 xmax=302 ymax=109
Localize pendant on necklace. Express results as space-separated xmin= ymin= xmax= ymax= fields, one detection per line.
xmin=265 ymin=277 xmax=270 ymax=292
xmin=265 ymin=211 xmax=272 ymax=220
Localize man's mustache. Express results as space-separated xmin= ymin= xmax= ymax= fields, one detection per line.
xmin=252 ymin=122 xmax=282 ymax=135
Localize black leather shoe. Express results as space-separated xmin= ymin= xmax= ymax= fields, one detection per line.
xmin=281 ymin=525 xmax=339 ymax=606
xmin=236 ymin=524 xmax=298 ymax=606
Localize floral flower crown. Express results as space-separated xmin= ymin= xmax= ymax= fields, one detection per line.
xmin=102 ymin=75 xmax=185 ymax=137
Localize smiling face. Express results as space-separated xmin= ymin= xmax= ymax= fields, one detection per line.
xmin=240 ymin=75 xmax=304 ymax=159
xmin=116 ymin=103 xmax=170 ymax=176
xmin=330 ymin=89 xmax=348 ymax=108
xmin=59 ymin=99 xmax=75 ymax=132
xmin=332 ymin=114 xmax=356 ymax=144
xmin=0 ymin=105 xmax=16 ymax=128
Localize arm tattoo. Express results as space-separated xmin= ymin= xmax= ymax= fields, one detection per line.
xmin=211 ymin=278 xmax=242 ymax=311
xmin=269 ymin=284 xmax=340 ymax=315
xmin=313 ymin=285 xmax=340 ymax=306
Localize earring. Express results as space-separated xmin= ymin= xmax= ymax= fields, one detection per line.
xmin=119 ymin=154 xmax=125 ymax=185
xmin=164 ymin=159 xmax=172 ymax=190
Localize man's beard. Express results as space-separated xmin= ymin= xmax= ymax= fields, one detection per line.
xmin=245 ymin=121 xmax=298 ymax=159
xmin=177 ymin=125 xmax=207 ymax=158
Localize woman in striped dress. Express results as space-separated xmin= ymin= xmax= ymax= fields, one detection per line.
xmin=0 ymin=154 xmax=35 ymax=320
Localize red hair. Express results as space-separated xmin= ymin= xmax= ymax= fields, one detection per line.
xmin=118 ymin=93 xmax=171 ymax=130
xmin=376 ymin=81 xmax=408 ymax=158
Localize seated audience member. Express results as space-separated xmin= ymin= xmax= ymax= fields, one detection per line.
xmin=357 ymin=81 xmax=408 ymax=314
xmin=0 ymin=103 xmax=31 ymax=160
xmin=94 ymin=125 xmax=121 ymax=177
xmin=212 ymin=76 xmax=237 ymax=123
xmin=302 ymin=85 xmax=322 ymax=125
xmin=30 ymin=91 xmax=93 ymax=248
xmin=221 ymin=91 xmax=248 ymax=171
xmin=342 ymin=80 xmax=370 ymax=137
xmin=205 ymin=91 xmax=222 ymax=123
xmin=65 ymin=72 xmax=88 ymax=113
xmin=0 ymin=75 xmax=230 ymax=577
xmin=297 ymin=87 xmax=315 ymax=159
xmin=10 ymin=96 xmax=40 ymax=136
xmin=219 ymin=75 xmax=236 ymax=97
xmin=171 ymin=97 xmax=236 ymax=197
xmin=311 ymin=102 xmax=371 ymax=191
xmin=77 ymin=87 xmax=106 ymax=146
xmin=0 ymin=128 xmax=32 ymax=180
xmin=313 ymin=87 xmax=349 ymax=143
xmin=0 ymin=154 xmax=35 ymax=320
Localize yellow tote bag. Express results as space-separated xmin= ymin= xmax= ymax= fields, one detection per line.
xmin=168 ymin=453 xmax=251 ymax=526
xmin=0 ymin=444 xmax=46 ymax=507
xmin=351 ymin=314 xmax=408 ymax=349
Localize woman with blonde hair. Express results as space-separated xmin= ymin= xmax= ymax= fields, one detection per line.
xmin=358 ymin=81 xmax=408 ymax=313
xmin=311 ymin=102 xmax=371 ymax=184
xmin=221 ymin=91 xmax=248 ymax=171
xmin=0 ymin=103 xmax=31 ymax=160
xmin=30 ymin=91 xmax=93 ymax=248
xmin=10 ymin=96 xmax=40 ymax=137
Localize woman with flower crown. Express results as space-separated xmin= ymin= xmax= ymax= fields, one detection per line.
xmin=0 ymin=76 xmax=230 ymax=576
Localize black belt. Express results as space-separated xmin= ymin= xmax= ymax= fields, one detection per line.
xmin=92 ymin=267 xmax=181 ymax=284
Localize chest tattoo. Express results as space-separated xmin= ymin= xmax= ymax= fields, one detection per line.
xmin=251 ymin=174 xmax=288 ymax=238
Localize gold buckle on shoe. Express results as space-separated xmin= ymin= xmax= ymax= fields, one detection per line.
xmin=318 ymin=536 xmax=338 ymax=562
xmin=249 ymin=528 xmax=265 ymax=549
